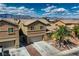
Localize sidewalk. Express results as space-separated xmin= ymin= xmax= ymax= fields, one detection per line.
xmin=9 ymin=47 xmax=30 ymax=56
xmin=55 ymin=46 xmax=79 ymax=56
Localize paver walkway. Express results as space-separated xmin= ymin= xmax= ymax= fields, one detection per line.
xmin=26 ymin=45 xmax=41 ymax=56
xmin=32 ymin=41 xmax=60 ymax=56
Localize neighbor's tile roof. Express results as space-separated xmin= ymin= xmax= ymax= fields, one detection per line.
xmin=0 ymin=18 xmax=18 ymax=26
xmin=38 ymin=19 xmax=50 ymax=25
xmin=21 ymin=19 xmax=36 ymax=26
xmin=49 ymin=19 xmax=79 ymax=24
xmin=20 ymin=19 xmax=50 ymax=26
xmin=60 ymin=20 xmax=79 ymax=24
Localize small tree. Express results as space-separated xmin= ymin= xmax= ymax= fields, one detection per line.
xmin=73 ymin=25 xmax=79 ymax=39
xmin=50 ymin=25 xmax=72 ymax=48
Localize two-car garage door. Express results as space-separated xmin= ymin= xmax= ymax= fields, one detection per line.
xmin=29 ymin=36 xmax=43 ymax=43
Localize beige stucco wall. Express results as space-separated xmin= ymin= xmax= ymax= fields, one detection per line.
xmin=0 ymin=21 xmax=19 ymax=49
xmin=55 ymin=21 xmax=65 ymax=26
xmin=28 ymin=22 xmax=46 ymax=31
xmin=66 ymin=24 xmax=75 ymax=29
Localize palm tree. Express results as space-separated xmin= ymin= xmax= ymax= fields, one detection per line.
xmin=73 ymin=25 xmax=79 ymax=39
xmin=50 ymin=25 xmax=73 ymax=49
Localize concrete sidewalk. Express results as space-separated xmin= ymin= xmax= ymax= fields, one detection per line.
xmin=55 ymin=46 xmax=79 ymax=56
xmin=9 ymin=47 xmax=30 ymax=56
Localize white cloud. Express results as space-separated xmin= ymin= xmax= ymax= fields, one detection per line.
xmin=41 ymin=5 xmax=70 ymax=17
xmin=0 ymin=3 xmax=6 ymax=7
xmin=41 ymin=5 xmax=56 ymax=12
xmin=51 ymin=8 xmax=68 ymax=13
xmin=41 ymin=5 xmax=79 ymax=18
xmin=71 ymin=6 xmax=79 ymax=9
xmin=0 ymin=3 xmax=79 ymax=18
xmin=18 ymin=6 xmax=25 ymax=10
xmin=0 ymin=3 xmax=6 ymax=10
xmin=0 ymin=4 xmax=38 ymax=17
xmin=7 ymin=7 xmax=17 ymax=10
xmin=42 ymin=8 xmax=69 ymax=17
xmin=30 ymin=8 xmax=34 ymax=11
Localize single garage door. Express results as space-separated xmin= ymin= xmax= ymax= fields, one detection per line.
xmin=29 ymin=36 xmax=43 ymax=43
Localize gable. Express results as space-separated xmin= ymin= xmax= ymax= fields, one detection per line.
xmin=0 ymin=21 xmax=18 ymax=31
xmin=54 ymin=20 xmax=65 ymax=26
xmin=27 ymin=21 xmax=46 ymax=30
xmin=23 ymin=20 xmax=47 ymax=27
xmin=0 ymin=20 xmax=18 ymax=27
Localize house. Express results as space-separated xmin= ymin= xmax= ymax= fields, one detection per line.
xmin=19 ymin=19 xmax=50 ymax=44
xmin=60 ymin=20 xmax=79 ymax=29
xmin=0 ymin=18 xmax=19 ymax=50
xmin=49 ymin=20 xmax=65 ymax=26
xmin=49 ymin=19 xmax=79 ymax=29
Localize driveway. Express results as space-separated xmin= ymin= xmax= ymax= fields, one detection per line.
xmin=9 ymin=47 xmax=30 ymax=56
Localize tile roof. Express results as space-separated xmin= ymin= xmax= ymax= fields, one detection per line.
xmin=20 ymin=19 xmax=50 ymax=26
xmin=60 ymin=20 xmax=79 ymax=24
xmin=21 ymin=19 xmax=36 ymax=26
xmin=0 ymin=18 xmax=18 ymax=26
xmin=49 ymin=19 xmax=79 ymax=24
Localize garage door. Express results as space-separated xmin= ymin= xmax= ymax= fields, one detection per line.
xmin=0 ymin=41 xmax=15 ymax=49
xmin=29 ymin=36 xmax=43 ymax=43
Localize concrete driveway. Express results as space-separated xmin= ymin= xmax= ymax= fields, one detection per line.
xmin=9 ymin=47 xmax=30 ymax=56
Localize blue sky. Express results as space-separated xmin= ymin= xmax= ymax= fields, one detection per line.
xmin=1 ymin=3 xmax=79 ymax=18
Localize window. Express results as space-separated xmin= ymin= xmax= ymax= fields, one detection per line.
xmin=40 ymin=26 xmax=43 ymax=29
xmin=0 ymin=22 xmax=4 ymax=26
xmin=8 ymin=28 xmax=14 ymax=33
xmin=30 ymin=26 xmax=34 ymax=30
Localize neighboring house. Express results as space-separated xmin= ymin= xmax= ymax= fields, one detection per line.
xmin=49 ymin=19 xmax=79 ymax=29
xmin=0 ymin=18 xmax=19 ymax=50
xmin=60 ymin=20 xmax=79 ymax=29
xmin=49 ymin=20 xmax=65 ymax=26
xmin=46 ymin=23 xmax=58 ymax=32
xmin=19 ymin=19 xmax=50 ymax=44
xmin=46 ymin=20 xmax=63 ymax=33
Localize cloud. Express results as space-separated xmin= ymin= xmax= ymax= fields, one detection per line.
xmin=6 ymin=7 xmax=17 ymax=10
xmin=30 ymin=8 xmax=34 ymax=11
xmin=0 ymin=4 xmax=38 ymax=17
xmin=71 ymin=6 xmax=79 ymax=9
xmin=41 ymin=5 xmax=56 ymax=12
xmin=42 ymin=8 xmax=69 ymax=17
xmin=18 ymin=6 xmax=26 ymax=10
xmin=0 ymin=3 xmax=79 ymax=18
xmin=51 ymin=8 xmax=68 ymax=13
xmin=0 ymin=3 xmax=6 ymax=10
xmin=41 ymin=5 xmax=69 ymax=17
xmin=41 ymin=5 xmax=79 ymax=18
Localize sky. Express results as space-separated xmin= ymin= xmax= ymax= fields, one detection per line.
xmin=0 ymin=3 xmax=79 ymax=18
